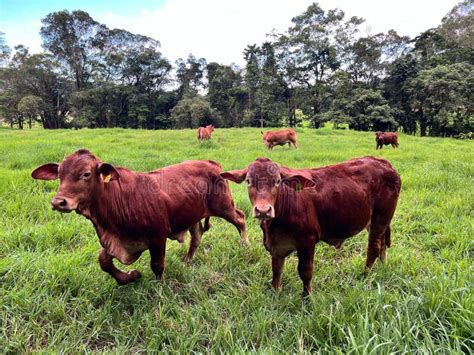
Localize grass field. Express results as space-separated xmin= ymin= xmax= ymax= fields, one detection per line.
xmin=1 ymin=127 xmax=473 ymax=353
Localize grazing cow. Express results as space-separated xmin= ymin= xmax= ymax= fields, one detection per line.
xmin=261 ymin=128 xmax=298 ymax=150
xmin=221 ymin=157 xmax=401 ymax=295
xmin=198 ymin=124 xmax=215 ymax=142
xmin=375 ymin=132 xmax=399 ymax=149
xmin=32 ymin=149 xmax=247 ymax=285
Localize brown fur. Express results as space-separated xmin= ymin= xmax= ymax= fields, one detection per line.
xmin=375 ymin=132 xmax=399 ymax=149
xmin=261 ymin=128 xmax=298 ymax=150
xmin=221 ymin=156 xmax=401 ymax=295
xmin=198 ymin=124 xmax=215 ymax=142
xmin=32 ymin=149 xmax=247 ymax=285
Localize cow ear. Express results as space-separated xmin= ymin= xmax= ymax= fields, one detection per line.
xmin=32 ymin=163 xmax=59 ymax=180
xmin=220 ymin=169 xmax=247 ymax=184
xmin=97 ymin=163 xmax=120 ymax=183
xmin=280 ymin=172 xmax=315 ymax=191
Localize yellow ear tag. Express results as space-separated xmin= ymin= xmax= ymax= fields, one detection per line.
xmin=103 ymin=174 xmax=112 ymax=183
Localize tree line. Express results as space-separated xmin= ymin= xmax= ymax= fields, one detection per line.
xmin=0 ymin=1 xmax=472 ymax=137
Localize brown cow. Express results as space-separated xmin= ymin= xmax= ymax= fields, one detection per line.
xmin=221 ymin=157 xmax=401 ymax=295
xmin=198 ymin=124 xmax=215 ymax=142
xmin=375 ymin=132 xmax=399 ymax=149
xmin=32 ymin=149 xmax=247 ymax=285
xmin=261 ymin=128 xmax=298 ymax=150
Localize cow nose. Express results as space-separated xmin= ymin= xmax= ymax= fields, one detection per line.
xmin=253 ymin=204 xmax=274 ymax=219
xmin=51 ymin=196 xmax=68 ymax=210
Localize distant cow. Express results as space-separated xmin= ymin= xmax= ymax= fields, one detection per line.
xmin=32 ymin=149 xmax=247 ymax=285
xmin=221 ymin=157 xmax=401 ymax=295
xmin=198 ymin=124 xmax=215 ymax=142
xmin=376 ymin=132 xmax=399 ymax=149
xmin=261 ymin=128 xmax=298 ymax=150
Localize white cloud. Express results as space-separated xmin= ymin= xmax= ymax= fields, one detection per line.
xmin=99 ymin=0 xmax=460 ymax=66
xmin=3 ymin=20 xmax=43 ymax=53
xmin=96 ymin=0 xmax=312 ymax=66
xmin=3 ymin=0 xmax=459 ymax=65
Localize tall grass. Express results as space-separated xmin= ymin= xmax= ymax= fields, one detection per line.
xmin=1 ymin=127 xmax=472 ymax=352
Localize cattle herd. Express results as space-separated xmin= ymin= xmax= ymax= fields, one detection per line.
xmin=32 ymin=128 xmax=401 ymax=295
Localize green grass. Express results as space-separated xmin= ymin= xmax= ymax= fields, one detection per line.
xmin=1 ymin=127 xmax=473 ymax=353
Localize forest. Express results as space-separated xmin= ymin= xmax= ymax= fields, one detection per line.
xmin=0 ymin=1 xmax=472 ymax=137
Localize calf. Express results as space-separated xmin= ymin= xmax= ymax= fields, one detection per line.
xmin=198 ymin=124 xmax=215 ymax=142
xmin=32 ymin=149 xmax=247 ymax=285
xmin=261 ymin=128 xmax=298 ymax=150
xmin=221 ymin=157 xmax=401 ymax=295
xmin=376 ymin=132 xmax=399 ymax=149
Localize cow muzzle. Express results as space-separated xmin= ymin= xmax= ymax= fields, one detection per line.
xmin=253 ymin=204 xmax=275 ymax=219
xmin=51 ymin=196 xmax=76 ymax=213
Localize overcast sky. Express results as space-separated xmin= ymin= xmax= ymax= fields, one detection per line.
xmin=1 ymin=0 xmax=459 ymax=66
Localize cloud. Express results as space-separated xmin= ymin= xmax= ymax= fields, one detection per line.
xmin=96 ymin=0 xmax=459 ymax=66
xmin=96 ymin=0 xmax=312 ymax=66
xmin=3 ymin=20 xmax=43 ymax=53
xmin=3 ymin=0 xmax=459 ymax=66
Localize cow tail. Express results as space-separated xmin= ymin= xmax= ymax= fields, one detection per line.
xmin=197 ymin=128 xmax=202 ymax=141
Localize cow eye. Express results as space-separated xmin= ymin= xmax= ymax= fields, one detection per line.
xmin=82 ymin=172 xmax=91 ymax=179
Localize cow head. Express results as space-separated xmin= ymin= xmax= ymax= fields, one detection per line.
xmin=207 ymin=124 xmax=215 ymax=132
xmin=375 ymin=131 xmax=384 ymax=142
xmin=221 ymin=158 xmax=314 ymax=220
xmin=31 ymin=149 xmax=119 ymax=213
xmin=261 ymin=131 xmax=271 ymax=148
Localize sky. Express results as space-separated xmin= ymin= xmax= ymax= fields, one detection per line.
xmin=0 ymin=0 xmax=460 ymax=66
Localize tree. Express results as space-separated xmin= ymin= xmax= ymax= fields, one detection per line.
xmin=243 ymin=44 xmax=262 ymax=126
xmin=40 ymin=10 xmax=106 ymax=90
xmin=384 ymin=54 xmax=420 ymax=134
xmin=207 ymin=62 xmax=247 ymax=127
xmin=170 ymin=95 xmax=216 ymax=128
xmin=0 ymin=47 xmax=69 ymax=129
xmin=342 ymin=88 xmax=397 ymax=131
xmin=407 ymin=63 xmax=473 ymax=136
xmin=175 ymin=54 xmax=206 ymax=99
xmin=17 ymin=95 xmax=46 ymax=128
xmin=0 ymin=32 xmax=11 ymax=67
xmin=439 ymin=0 xmax=474 ymax=50
xmin=283 ymin=3 xmax=364 ymax=127
xmin=348 ymin=31 xmax=410 ymax=89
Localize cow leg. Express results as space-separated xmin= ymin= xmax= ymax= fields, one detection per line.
xmin=98 ymin=248 xmax=141 ymax=285
xmin=215 ymin=207 xmax=248 ymax=244
xmin=183 ymin=221 xmax=206 ymax=264
xmin=292 ymin=140 xmax=298 ymax=149
xmin=297 ymin=243 xmax=315 ymax=296
xmin=365 ymin=223 xmax=387 ymax=269
xmin=149 ymin=239 xmax=167 ymax=280
xmin=271 ymin=256 xmax=285 ymax=291
xmin=379 ymin=226 xmax=391 ymax=262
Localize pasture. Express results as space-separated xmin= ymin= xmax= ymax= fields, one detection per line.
xmin=0 ymin=127 xmax=472 ymax=352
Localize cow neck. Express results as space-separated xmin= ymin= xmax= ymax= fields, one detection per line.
xmin=273 ymin=184 xmax=291 ymax=221
xmin=89 ymin=179 xmax=134 ymax=230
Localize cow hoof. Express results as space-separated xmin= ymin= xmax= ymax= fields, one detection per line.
xmin=116 ymin=270 xmax=141 ymax=285
xmin=128 ymin=270 xmax=141 ymax=280
xmin=240 ymin=238 xmax=250 ymax=246
xmin=182 ymin=254 xmax=193 ymax=265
